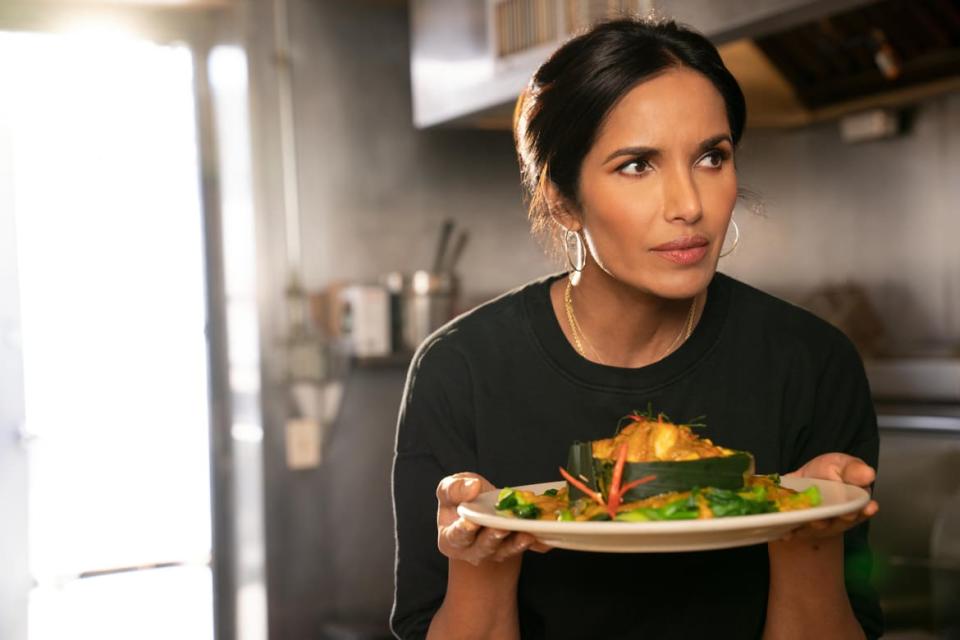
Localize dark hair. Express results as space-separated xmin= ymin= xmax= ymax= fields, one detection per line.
xmin=514 ymin=17 xmax=747 ymax=257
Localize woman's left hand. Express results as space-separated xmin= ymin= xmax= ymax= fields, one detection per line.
xmin=779 ymin=453 xmax=880 ymax=542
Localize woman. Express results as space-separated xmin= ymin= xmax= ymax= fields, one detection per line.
xmin=392 ymin=17 xmax=882 ymax=640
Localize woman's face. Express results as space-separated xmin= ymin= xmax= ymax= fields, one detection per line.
xmin=572 ymin=67 xmax=738 ymax=299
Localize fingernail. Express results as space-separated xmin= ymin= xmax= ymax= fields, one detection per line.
xmin=462 ymin=478 xmax=478 ymax=491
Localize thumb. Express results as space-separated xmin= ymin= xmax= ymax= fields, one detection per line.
xmin=788 ymin=454 xmax=843 ymax=481
xmin=824 ymin=462 xmax=845 ymax=482
xmin=437 ymin=475 xmax=482 ymax=507
xmin=841 ymin=459 xmax=876 ymax=487
xmin=806 ymin=453 xmax=853 ymax=481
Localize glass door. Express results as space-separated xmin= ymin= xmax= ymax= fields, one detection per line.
xmin=0 ymin=27 xmax=214 ymax=640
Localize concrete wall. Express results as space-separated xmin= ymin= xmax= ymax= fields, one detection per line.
xmin=725 ymin=94 xmax=960 ymax=347
xmin=290 ymin=2 xmax=551 ymax=301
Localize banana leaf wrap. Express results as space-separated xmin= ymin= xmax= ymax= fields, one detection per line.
xmin=565 ymin=441 xmax=755 ymax=502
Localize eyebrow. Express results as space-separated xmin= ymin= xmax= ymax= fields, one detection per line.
xmin=602 ymin=133 xmax=734 ymax=164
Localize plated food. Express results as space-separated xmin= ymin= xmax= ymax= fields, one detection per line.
xmin=458 ymin=411 xmax=869 ymax=551
xmin=496 ymin=412 xmax=821 ymax=522
xmin=458 ymin=477 xmax=867 ymax=552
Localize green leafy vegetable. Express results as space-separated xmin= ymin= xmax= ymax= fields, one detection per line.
xmin=495 ymin=488 xmax=541 ymax=519
xmin=615 ymin=494 xmax=700 ymax=521
xmin=514 ymin=503 xmax=541 ymax=519
xmin=703 ymin=487 xmax=777 ymax=517
xmin=495 ymin=488 xmax=518 ymax=511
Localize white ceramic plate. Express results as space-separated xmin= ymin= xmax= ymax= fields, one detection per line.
xmin=457 ymin=477 xmax=870 ymax=553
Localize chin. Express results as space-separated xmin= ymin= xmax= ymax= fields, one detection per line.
xmin=597 ymin=253 xmax=718 ymax=297
xmin=625 ymin=265 xmax=715 ymax=300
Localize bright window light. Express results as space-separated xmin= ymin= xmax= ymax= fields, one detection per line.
xmin=0 ymin=27 xmax=213 ymax=640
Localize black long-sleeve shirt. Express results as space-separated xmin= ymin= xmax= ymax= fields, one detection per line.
xmin=391 ymin=272 xmax=883 ymax=639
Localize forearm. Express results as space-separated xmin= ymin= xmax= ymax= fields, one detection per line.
xmin=426 ymin=557 xmax=522 ymax=640
xmin=763 ymin=536 xmax=864 ymax=640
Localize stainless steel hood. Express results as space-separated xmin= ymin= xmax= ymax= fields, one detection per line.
xmin=410 ymin=0 xmax=960 ymax=129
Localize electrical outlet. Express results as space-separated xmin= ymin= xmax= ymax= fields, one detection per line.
xmin=285 ymin=418 xmax=321 ymax=470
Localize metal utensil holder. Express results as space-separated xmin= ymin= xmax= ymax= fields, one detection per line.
xmin=398 ymin=270 xmax=458 ymax=352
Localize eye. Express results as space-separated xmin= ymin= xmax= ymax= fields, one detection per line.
xmin=696 ymin=149 xmax=729 ymax=169
xmin=617 ymin=158 xmax=652 ymax=176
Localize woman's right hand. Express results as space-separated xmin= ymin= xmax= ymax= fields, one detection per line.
xmin=437 ymin=472 xmax=549 ymax=566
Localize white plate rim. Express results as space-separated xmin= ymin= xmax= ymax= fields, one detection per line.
xmin=457 ymin=477 xmax=870 ymax=536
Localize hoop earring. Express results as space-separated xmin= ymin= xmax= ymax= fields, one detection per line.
xmin=564 ymin=228 xmax=586 ymax=273
xmin=719 ymin=219 xmax=740 ymax=258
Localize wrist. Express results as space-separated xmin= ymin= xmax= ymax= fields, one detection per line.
xmin=446 ymin=555 xmax=522 ymax=604
xmin=428 ymin=557 xmax=522 ymax=640
xmin=769 ymin=534 xmax=842 ymax=564
xmin=764 ymin=536 xmax=864 ymax=640
xmin=768 ymin=535 xmax=845 ymax=588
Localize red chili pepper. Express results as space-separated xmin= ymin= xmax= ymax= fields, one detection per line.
xmin=605 ymin=443 xmax=628 ymax=516
xmin=560 ymin=443 xmax=657 ymax=518
xmin=558 ymin=466 xmax=604 ymax=506
xmin=620 ymin=474 xmax=657 ymax=493
xmin=605 ymin=443 xmax=657 ymax=518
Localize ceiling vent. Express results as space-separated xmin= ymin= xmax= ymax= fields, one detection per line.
xmin=410 ymin=0 xmax=960 ymax=129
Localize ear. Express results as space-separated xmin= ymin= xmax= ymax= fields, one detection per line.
xmin=543 ymin=181 xmax=582 ymax=232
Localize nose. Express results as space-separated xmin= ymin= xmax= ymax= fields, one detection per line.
xmin=662 ymin=167 xmax=703 ymax=224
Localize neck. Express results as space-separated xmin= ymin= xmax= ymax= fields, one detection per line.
xmin=555 ymin=264 xmax=707 ymax=368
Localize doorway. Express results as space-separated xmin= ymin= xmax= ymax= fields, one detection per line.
xmin=0 ymin=27 xmax=213 ymax=640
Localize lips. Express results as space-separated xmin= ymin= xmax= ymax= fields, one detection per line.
xmin=652 ymin=236 xmax=709 ymax=251
xmin=651 ymin=236 xmax=710 ymax=265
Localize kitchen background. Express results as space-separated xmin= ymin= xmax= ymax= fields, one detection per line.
xmin=0 ymin=0 xmax=958 ymax=639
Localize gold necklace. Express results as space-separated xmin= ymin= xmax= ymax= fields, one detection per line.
xmin=564 ymin=277 xmax=697 ymax=365
xmin=564 ymin=278 xmax=602 ymax=361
